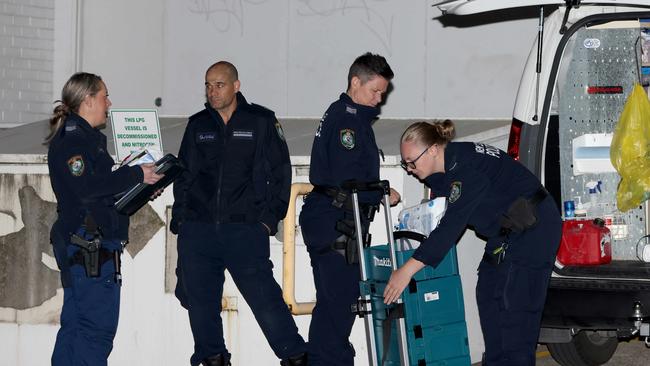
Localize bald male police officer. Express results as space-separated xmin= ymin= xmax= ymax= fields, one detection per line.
xmin=171 ymin=61 xmax=307 ymax=366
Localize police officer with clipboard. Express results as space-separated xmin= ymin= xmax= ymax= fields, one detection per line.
xmin=47 ymin=72 xmax=163 ymax=365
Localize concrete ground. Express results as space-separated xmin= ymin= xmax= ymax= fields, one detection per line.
xmin=471 ymin=339 xmax=650 ymax=365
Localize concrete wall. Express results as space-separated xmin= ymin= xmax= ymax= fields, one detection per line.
xmin=0 ymin=123 xmax=509 ymax=365
xmin=0 ymin=156 xmax=415 ymax=365
xmin=0 ymin=0 xmax=54 ymax=128
xmin=3 ymin=1 xmax=539 ymax=125
xmin=158 ymin=1 xmax=537 ymax=119
xmin=47 ymin=1 xmax=539 ymax=121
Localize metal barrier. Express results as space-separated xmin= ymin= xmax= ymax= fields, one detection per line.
xmin=282 ymin=183 xmax=316 ymax=315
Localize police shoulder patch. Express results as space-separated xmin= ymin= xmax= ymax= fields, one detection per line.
xmin=340 ymin=128 xmax=355 ymax=150
xmin=67 ymin=155 xmax=85 ymax=177
xmin=275 ymin=119 xmax=285 ymax=141
xmin=449 ymin=181 xmax=462 ymax=203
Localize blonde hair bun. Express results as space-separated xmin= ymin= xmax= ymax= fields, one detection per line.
xmin=433 ymin=119 xmax=456 ymax=142
xmin=401 ymin=119 xmax=456 ymax=147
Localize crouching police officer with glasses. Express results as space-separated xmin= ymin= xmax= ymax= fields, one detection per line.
xmin=383 ymin=120 xmax=561 ymax=366
xmin=46 ymin=72 xmax=163 ymax=365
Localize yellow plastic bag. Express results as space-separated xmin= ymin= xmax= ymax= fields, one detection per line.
xmin=610 ymin=84 xmax=650 ymax=212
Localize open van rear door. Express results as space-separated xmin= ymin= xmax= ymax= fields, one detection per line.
xmin=437 ymin=0 xmax=650 ymax=16
xmin=436 ymin=0 xmax=650 ymax=126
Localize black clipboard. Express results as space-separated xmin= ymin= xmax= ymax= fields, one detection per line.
xmin=114 ymin=153 xmax=184 ymax=216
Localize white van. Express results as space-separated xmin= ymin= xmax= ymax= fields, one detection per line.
xmin=438 ymin=1 xmax=650 ymax=365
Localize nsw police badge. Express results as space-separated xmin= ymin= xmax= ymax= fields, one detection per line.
xmin=340 ymin=129 xmax=355 ymax=150
xmin=67 ymin=155 xmax=85 ymax=177
xmin=449 ymin=181 xmax=462 ymax=203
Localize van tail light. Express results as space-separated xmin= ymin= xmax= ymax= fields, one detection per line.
xmin=507 ymin=119 xmax=523 ymax=160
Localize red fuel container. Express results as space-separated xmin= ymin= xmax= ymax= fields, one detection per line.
xmin=557 ymin=219 xmax=612 ymax=266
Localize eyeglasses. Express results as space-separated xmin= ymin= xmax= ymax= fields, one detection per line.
xmin=400 ymin=146 xmax=431 ymax=170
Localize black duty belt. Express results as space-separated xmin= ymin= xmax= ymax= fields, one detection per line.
xmin=311 ymin=185 xmax=339 ymax=197
xmin=484 ymin=187 xmax=549 ymax=266
xmin=482 ymin=250 xmax=505 ymax=267
xmin=498 ymin=187 xmax=548 ymax=235
xmin=69 ymin=248 xmax=115 ymax=267
xmin=226 ymin=214 xmax=249 ymax=223
xmin=312 ymin=185 xmax=350 ymax=209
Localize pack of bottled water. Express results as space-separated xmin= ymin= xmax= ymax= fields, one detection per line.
xmin=395 ymin=197 xmax=447 ymax=250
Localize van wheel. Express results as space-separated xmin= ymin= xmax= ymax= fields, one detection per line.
xmin=547 ymin=331 xmax=618 ymax=366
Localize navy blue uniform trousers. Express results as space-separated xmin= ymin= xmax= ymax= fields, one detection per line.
xmin=51 ymin=241 xmax=121 ymax=366
xmin=300 ymin=196 xmax=359 ymax=365
xmin=177 ymin=221 xmax=305 ymax=366
xmin=477 ymin=196 xmax=562 ymax=366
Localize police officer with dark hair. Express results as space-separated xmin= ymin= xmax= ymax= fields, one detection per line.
xmin=384 ymin=120 xmax=562 ymax=365
xmin=300 ymin=52 xmax=400 ymax=365
xmin=171 ymin=61 xmax=307 ymax=366
xmin=47 ymin=72 xmax=163 ymax=365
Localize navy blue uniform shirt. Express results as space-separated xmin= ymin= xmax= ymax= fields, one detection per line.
xmin=171 ymin=92 xmax=291 ymax=235
xmin=308 ymin=93 xmax=381 ymax=204
xmin=413 ymin=142 xmax=544 ymax=267
xmin=48 ymin=113 xmax=143 ymax=241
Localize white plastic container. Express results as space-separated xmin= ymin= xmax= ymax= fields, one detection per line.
xmin=396 ymin=197 xmax=447 ymax=250
xmin=572 ymin=133 xmax=616 ymax=175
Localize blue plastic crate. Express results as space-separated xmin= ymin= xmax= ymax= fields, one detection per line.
xmin=369 ymin=318 xmax=470 ymax=365
xmin=421 ymin=356 xmax=472 ymax=366
xmin=370 ymin=318 xmax=400 ymax=365
xmin=367 ymin=276 xmax=466 ymax=328
xmin=364 ymin=244 xmax=458 ymax=282
xmin=408 ymin=321 xmax=471 ymax=365
xmin=401 ymin=276 xmax=466 ymax=329
xmin=361 ymin=236 xmax=469 ymax=366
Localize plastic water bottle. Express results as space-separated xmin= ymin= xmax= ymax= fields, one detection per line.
xmin=564 ymin=200 xmax=575 ymax=219
xmin=585 ymin=180 xmax=602 ymax=218
xmin=574 ymin=196 xmax=587 ymax=218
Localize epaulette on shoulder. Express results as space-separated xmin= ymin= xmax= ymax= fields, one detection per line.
xmin=248 ymin=103 xmax=276 ymax=118
xmin=61 ymin=121 xmax=86 ymax=138
xmin=188 ymin=109 xmax=210 ymax=123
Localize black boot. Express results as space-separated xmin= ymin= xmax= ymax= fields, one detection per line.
xmin=280 ymin=352 xmax=308 ymax=366
xmin=201 ymin=354 xmax=231 ymax=366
